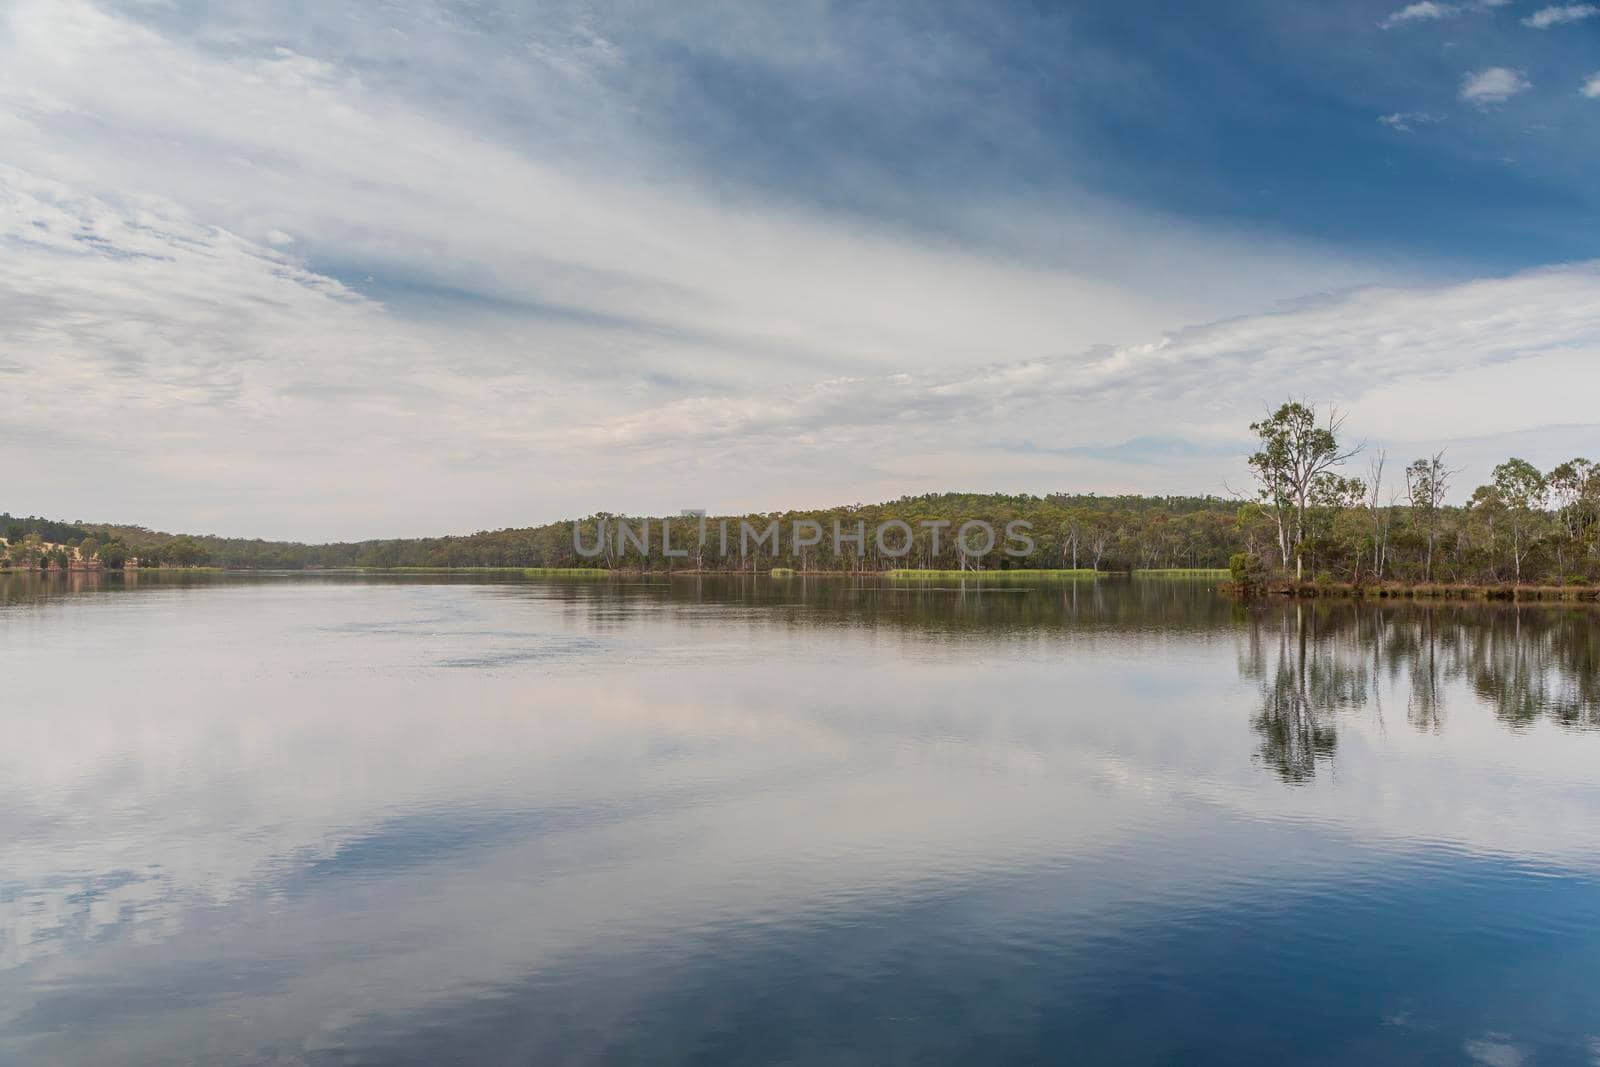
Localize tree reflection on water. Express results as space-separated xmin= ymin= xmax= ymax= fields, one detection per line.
xmin=1240 ymin=599 xmax=1600 ymax=783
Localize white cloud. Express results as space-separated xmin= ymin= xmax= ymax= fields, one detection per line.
xmin=1583 ymin=72 xmax=1600 ymax=98
xmin=0 ymin=0 xmax=1396 ymax=390
xmin=1379 ymin=0 xmax=1511 ymax=25
xmin=0 ymin=0 xmax=1431 ymax=537
xmin=7 ymin=155 xmax=1597 ymax=531
xmin=1378 ymin=111 xmax=1439 ymax=132
xmin=1380 ymin=2 xmax=1458 ymax=28
xmin=1522 ymin=3 xmax=1600 ymax=27
xmin=1463 ymin=1035 xmax=1527 ymax=1067
xmin=1459 ymin=67 xmax=1532 ymax=105
xmin=576 ymin=262 xmax=1600 ymax=501
xmin=0 ymin=166 xmax=572 ymax=530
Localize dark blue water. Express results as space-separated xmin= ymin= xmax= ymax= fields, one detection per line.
xmin=2 ymin=573 xmax=1599 ymax=1065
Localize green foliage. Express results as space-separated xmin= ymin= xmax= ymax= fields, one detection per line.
xmin=8 ymin=406 xmax=1600 ymax=588
xmin=1246 ymin=401 xmax=1358 ymax=576
xmin=0 ymin=514 xmax=91 ymax=545
xmin=1492 ymin=458 xmax=1547 ymax=512
xmin=158 ymin=536 xmax=211 ymax=567
xmin=18 ymin=495 xmax=1250 ymax=574
xmin=887 ymin=568 xmax=1099 ymax=580
xmin=522 ymin=568 xmax=616 ymax=577
xmin=1137 ymin=568 xmax=1231 ymax=577
xmin=1229 ymin=552 xmax=1270 ymax=597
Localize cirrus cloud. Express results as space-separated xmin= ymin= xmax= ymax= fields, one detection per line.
xmin=1381 ymin=2 xmax=1458 ymax=28
xmin=1378 ymin=111 xmax=1440 ymax=132
xmin=1522 ymin=3 xmax=1600 ymax=27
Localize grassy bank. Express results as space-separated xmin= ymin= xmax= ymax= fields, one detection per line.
xmin=886 ymin=568 xmax=1101 ymax=580
xmin=1135 ymin=568 xmax=1231 ymax=577
xmin=524 ymin=568 xmax=622 ymax=577
xmin=367 ymin=566 xmax=616 ymax=576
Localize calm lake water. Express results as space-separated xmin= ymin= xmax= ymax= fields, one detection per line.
xmin=4 ymin=573 xmax=1600 ymax=1065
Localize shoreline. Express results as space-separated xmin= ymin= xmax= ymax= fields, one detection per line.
xmin=1264 ymin=580 xmax=1600 ymax=602
xmin=7 ymin=566 xmax=1596 ymax=601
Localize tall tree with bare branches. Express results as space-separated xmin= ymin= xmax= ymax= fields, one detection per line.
xmin=1367 ymin=451 xmax=1389 ymax=580
xmin=1404 ymin=452 xmax=1454 ymax=582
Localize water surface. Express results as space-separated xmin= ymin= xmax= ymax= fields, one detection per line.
xmin=3 ymin=573 xmax=1600 ymax=1065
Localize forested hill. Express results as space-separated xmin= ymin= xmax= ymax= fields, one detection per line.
xmin=7 ymin=463 xmax=1600 ymax=587
xmin=4 ymin=494 xmax=1243 ymax=572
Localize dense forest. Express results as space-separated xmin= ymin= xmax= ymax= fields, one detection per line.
xmin=3 ymin=402 xmax=1598 ymax=586
xmin=1 ymin=494 xmax=1241 ymax=573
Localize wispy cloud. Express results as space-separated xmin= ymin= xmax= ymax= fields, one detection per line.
xmin=1583 ymin=72 xmax=1600 ymax=98
xmin=577 ymin=263 xmax=1600 ymax=487
xmin=1381 ymin=2 xmax=1458 ymax=28
xmin=7 ymin=156 xmax=1598 ymax=530
xmin=1463 ymin=1035 xmax=1527 ymax=1067
xmin=1379 ymin=0 xmax=1512 ymax=26
xmin=1459 ymin=67 xmax=1532 ymax=105
xmin=0 ymin=0 xmax=1431 ymax=536
xmin=1522 ymin=3 xmax=1600 ymax=27
xmin=1378 ymin=111 xmax=1440 ymax=132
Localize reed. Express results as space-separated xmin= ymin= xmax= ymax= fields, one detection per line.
xmin=886 ymin=569 xmax=1100 ymax=580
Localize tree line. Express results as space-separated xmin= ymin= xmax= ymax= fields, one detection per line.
xmin=4 ymin=400 xmax=1597 ymax=584
xmin=1 ymin=515 xmax=209 ymax=570
xmin=1 ymin=496 xmax=1253 ymax=573
xmin=1238 ymin=400 xmax=1598 ymax=588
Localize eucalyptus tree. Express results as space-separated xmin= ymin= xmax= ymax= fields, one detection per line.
xmin=1087 ymin=520 xmax=1114 ymax=571
xmin=1366 ymin=451 xmax=1390 ymax=579
xmin=1547 ymin=459 xmax=1597 ymax=543
xmin=1404 ymin=452 xmax=1454 ymax=582
xmin=1061 ymin=510 xmax=1085 ymax=569
xmin=1248 ymin=400 xmax=1361 ymax=579
xmin=1491 ymin=458 xmax=1548 ymax=585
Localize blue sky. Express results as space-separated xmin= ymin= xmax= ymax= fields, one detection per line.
xmin=579 ymin=0 xmax=1600 ymax=268
xmin=2 ymin=0 xmax=1599 ymax=538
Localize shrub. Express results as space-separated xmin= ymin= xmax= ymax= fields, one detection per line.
xmin=1229 ymin=552 xmax=1270 ymax=597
